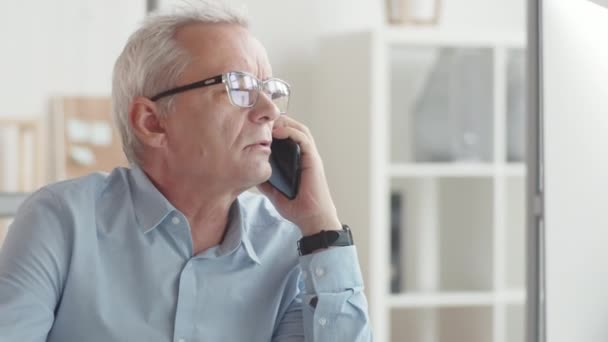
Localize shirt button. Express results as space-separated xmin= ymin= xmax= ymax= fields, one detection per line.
xmin=315 ymin=267 xmax=325 ymax=277
xmin=318 ymin=317 xmax=327 ymax=326
xmin=177 ymin=338 xmax=185 ymax=342
xmin=172 ymin=216 xmax=181 ymax=225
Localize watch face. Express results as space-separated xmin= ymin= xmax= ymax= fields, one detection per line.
xmin=341 ymin=225 xmax=353 ymax=243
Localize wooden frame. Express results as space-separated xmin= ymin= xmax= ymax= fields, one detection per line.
xmin=0 ymin=118 xmax=44 ymax=191
xmin=0 ymin=118 xmax=43 ymax=245
xmin=49 ymin=96 xmax=127 ymax=181
xmin=386 ymin=0 xmax=442 ymax=25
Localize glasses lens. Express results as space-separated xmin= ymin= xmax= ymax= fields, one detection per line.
xmin=264 ymin=79 xmax=290 ymax=113
xmin=226 ymin=72 xmax=258 ymax=107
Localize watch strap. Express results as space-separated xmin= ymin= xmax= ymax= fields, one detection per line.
xmin=298 ymin=224 xmax=353 ymax=255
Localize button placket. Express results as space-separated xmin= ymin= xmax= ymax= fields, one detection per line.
xmin=174 ymin=262 xmax=195 ymax=342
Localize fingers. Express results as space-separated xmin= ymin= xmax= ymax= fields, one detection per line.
xmin=273 ymin=116 xmax=318 ymax=155
xmin=274 ymin=116 xmax=315 ymax=142
xmin=272 ymin=125 xmax=316 ymax=159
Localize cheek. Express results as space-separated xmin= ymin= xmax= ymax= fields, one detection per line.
xmin=191 ymin=121 xmax=238 ymax=163
xmin=167 ymin=120 xmax=211 ymax=161
xmin=219 ymin=115 xmax=247 ymax=148
xmin=172 ymin=98 xmax=247 ymax=159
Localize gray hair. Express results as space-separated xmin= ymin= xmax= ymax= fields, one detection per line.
xmin=111 ymin=1 xmax=249 ymax=165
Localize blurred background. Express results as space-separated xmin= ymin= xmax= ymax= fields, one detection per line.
xmin=0 ymin=0 xmax=528 ymax=341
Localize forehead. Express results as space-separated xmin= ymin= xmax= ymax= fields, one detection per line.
xmin=174 ymin=22 xmax=272 ymax=80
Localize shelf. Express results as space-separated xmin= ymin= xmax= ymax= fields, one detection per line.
xmin=389 ymin=290 xmax=526 ymax=308
xmin=390 ymin=163 xmax=494 ymax=177
xmin=383 ymin=27 xmax=526 ymax=48
xmin=391 ymin=306 xmax=493 ymax=342
xmin=390 ymin=178 xmax=494 ymax=293
xmin=505 ymin=177 xmax=527 ymax=289
xmin=313 ymin=31 xmax=529 ymax=342
xmin=507 ymin=303 xmax=526 ymax=342
xmin=388 ymin=163 xmax=525 ymax=178
xmin=505 ymin=163 xmax=526 ymax=177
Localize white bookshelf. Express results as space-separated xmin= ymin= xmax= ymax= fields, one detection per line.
xmin=384 ymin=27 xmax=525 ymax=47
xmin=310 ymin=28 xmax=527 ymax=342
xmin=389 ymin=163 xmax=527 ymax=178
xmin=389 ymin=290 xmax=526 ymax=308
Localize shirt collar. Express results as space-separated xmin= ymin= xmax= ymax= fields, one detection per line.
xmin=128 ymin=166 xmax=261 ymax=264
xmin=220 ymin=198 xmax=261 ymax=265
xmin=130 ymin=165 xmax=175 ymax=234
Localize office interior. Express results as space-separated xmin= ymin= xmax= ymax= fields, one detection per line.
xmin=1 ymin=0 xmax=607 ymax=341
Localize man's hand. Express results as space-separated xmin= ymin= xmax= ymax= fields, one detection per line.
xmin=257 ymin=115 xmax=341 ymax=236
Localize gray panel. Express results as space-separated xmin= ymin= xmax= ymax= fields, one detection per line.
xmin=0 ymin=192 xmax=29 ymax=218
xmin=526 ymin=0 xmax=545 ymax=341
xmin=589 ymin=0 xmax=608 ymax=10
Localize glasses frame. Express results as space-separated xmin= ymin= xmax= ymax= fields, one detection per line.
xmin=149 ymin=71 xmax=291 ymax=113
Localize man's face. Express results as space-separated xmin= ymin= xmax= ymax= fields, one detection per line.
xmin=161 ymin=23 xmax=280 ymax=192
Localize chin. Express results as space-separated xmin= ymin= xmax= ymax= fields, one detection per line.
xmin=259 ymin=164 xmax=273 ymax=183
xmin=242 ymin=162 xmax=272 ymax=186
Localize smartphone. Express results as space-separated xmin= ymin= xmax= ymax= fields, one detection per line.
xmin=268 ymin=138 xmax=301 ymax=200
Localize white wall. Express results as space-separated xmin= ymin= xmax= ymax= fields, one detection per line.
xmin=543 ymin=1 xmax=608 ymax=341
xmin=0 ymin=0 xmax=145 ymax=119
xmin=0 ymin=0 xmax=525 ymax=122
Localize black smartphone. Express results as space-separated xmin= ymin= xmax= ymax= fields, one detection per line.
xmin=268 ymin=138 xmax=301 ymax=200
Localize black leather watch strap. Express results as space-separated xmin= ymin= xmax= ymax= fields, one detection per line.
xmin=297 ymin=224 xmax=354 ymax=255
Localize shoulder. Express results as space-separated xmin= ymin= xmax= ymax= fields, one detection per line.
xmin=44 ymin=167 xmax=128 ymax=196
xmin=16 ymin=167 xmax=131 ymax=225
xmin=39 ymin=167 xmax=129 ymax=208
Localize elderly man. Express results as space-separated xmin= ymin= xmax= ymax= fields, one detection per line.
xmin=0 ymin=2 xmax=371 ymax=342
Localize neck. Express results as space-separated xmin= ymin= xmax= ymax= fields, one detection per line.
xmin=139 ymin=162 xmax=242 ymax=255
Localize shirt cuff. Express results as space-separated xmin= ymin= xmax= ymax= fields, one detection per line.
xmin=298 ymin=245 xmax=364 ymax=294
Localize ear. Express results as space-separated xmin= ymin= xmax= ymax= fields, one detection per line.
xmin=129 ymin=96 xmax=167 ymax=149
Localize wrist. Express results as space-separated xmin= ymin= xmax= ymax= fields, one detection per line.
xmin=299 ymin=215 xmax=342 ymax=236
xmin=297 ymin=224 xmax=354 ymax=255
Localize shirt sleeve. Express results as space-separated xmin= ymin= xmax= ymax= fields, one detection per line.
xmin=272 ymin=246 xmax=373 ymax=341
xmin=0 ymin=189 xmax=70 ymax=342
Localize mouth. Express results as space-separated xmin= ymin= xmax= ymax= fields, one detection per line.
xmin=246 ymin=139 xmax=272 ymax=152
xmin=257 ymin=140 xmax=271 ymax=147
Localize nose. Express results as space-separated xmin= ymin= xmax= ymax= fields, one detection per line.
xmin=249 ymin=91 xmax=281 ymax=124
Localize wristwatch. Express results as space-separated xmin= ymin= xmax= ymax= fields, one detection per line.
xmin=297 ymin=224 xmax=354 ymax=255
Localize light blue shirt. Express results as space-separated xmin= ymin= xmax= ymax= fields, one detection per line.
xmin=0 ymin=166 xmax=371 ymax=341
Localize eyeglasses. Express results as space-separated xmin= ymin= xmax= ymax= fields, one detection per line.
xmin=150 ymin=71 xmax=291 ymax=114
